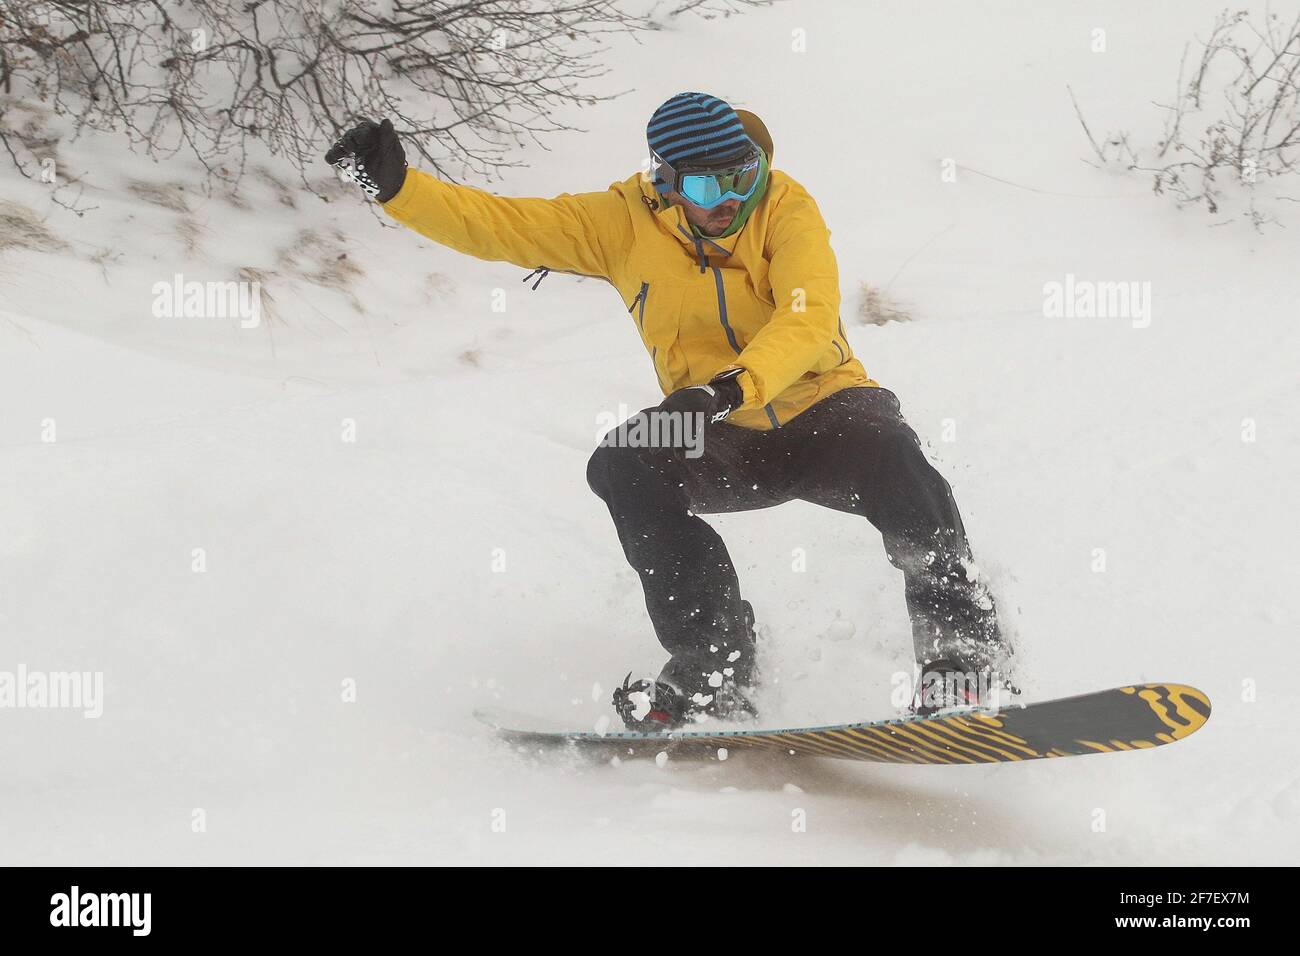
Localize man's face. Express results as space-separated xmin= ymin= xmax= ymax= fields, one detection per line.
xmin=668 ymin=191 xmax=742 ymax=237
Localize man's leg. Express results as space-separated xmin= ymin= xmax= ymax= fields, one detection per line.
xmin=586 ymin=410 xmax=784 ymax=698
xmin=779 ymin=388 xmax=1005 ymax=673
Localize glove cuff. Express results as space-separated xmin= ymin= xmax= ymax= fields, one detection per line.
xmin=708 ymin=367 xmax=745 ymax=415
xmin=376 ymin=164 xmax=409 ymax=204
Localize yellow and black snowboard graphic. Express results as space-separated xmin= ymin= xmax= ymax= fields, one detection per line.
xmin=480 ymin=683 xmax=1211 ymax=765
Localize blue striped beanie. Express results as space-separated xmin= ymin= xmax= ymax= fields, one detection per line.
xmin=646 ymin=92 xmax=753 ymax=169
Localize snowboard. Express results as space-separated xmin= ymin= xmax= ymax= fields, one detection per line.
xmin=477 ymin=683 xmax=1211 ymax=765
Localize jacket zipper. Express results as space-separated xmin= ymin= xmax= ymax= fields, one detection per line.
xmin=710 ymin=266 xmax=741 ymax=354
xmin=675 ymin=224 xmax=711 ymax=273
xmin=628 ymin=281 xmax=649 ymax=329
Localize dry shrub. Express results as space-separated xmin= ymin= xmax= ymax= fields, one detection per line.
xmin=857 ymin=282 xmax=913 ymax=326
xmin=3 ymin=100 xmax=60 ymax=164
xmin=276 ymin=228 xmax=363 ymax=293
xmin=238 ymin=266 xmax=277 ymax=325
xmin=1075 ymin=9 xmax=1300 ymax=228
xmin=173 ymin=217 xmax=206 ymax=256
xmin=0 ymin=200 xmax=69 ymax=253
xmin=126 ymin=179 xmax=190 ymax=213
xmin=259 ymin=166 xmax=298 ymax=209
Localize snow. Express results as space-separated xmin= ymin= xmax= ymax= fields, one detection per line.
xmin=2 ymin=0 xmax=1299 ymax=865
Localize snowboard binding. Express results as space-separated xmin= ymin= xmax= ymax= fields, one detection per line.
xmin=612 ymin=675 xmax=687 ymax=732
xmin=910 ymin=657 xmax=1019 ymax=716
xmin=613 ymin=600 xmax=760 ymax=731
xmin=612 ymin=671 xmax=758 ymax=732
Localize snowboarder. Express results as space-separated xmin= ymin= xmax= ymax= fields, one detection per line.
xmin=326 ymin=93 xmax=1010 ymax=730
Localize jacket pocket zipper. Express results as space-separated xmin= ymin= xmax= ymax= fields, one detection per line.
xmin=628 ymin=281 xmax=649 ymax=329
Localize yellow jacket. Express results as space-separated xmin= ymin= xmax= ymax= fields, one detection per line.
xmin=383 ymin=164 xmax=874 ymax=430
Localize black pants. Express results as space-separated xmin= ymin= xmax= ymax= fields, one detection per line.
xmin=586 ymin=387 xmax=1003 ymax=698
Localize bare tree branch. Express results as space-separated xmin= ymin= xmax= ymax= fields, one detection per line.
xmin=0 ymin=0 xmax=767 ymax=191
xmin=1074 ymin=8 xmax=1300 ymax=230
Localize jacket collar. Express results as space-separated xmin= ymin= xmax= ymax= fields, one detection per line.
xmin=637 ymin=175 xmax=739 ymax=268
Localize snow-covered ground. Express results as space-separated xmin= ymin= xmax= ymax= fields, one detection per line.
xmin=2 ymin=0 xmax=1298 ymax=865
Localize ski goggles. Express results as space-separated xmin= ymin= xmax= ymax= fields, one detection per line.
xmin=654 ymin=147 xmax=763 ymax=209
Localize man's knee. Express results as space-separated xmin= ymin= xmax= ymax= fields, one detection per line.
xmin=882 ymin=422 xmax=932 ymax=472
xmin=842 ymin=414 xmax=931 ymax=489
xmin=585 ymin=439 xmax=621 ymax=500
xmin=589 ymin=403 xmax=701 ymax=500
xmin=586 ymin=434 xmax=665 ymax=501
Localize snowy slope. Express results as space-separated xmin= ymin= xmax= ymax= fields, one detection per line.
xmin=2 ymin=0 xmax=1298 ymax=865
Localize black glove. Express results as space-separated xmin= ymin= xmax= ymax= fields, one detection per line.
xmin=658 ymin=367 xmax=745 ymax=424
xmin=325 ymin=118 xmax=408 ymax=202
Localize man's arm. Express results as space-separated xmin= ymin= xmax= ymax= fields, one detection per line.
xmin=325 ymin=118 xmax=626 ymax=279
xmin=729 ymin=178 xmax=842 ymax=409
xmin=383 ymin=169 xmax=627 ymax=280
